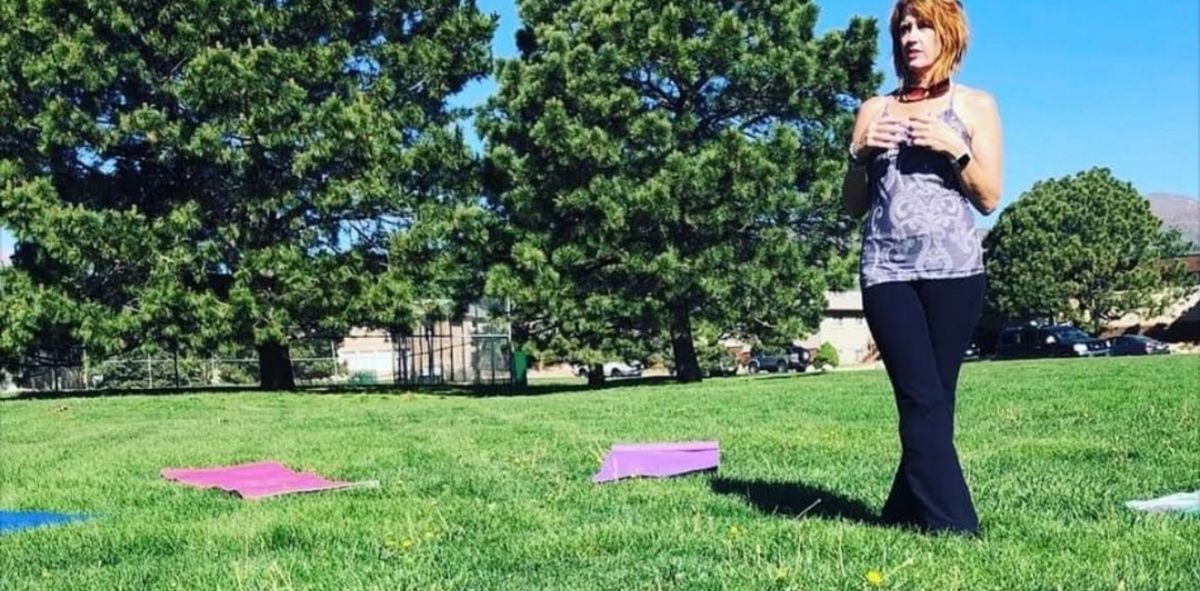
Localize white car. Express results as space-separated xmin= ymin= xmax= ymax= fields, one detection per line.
xmin=574 ymin=361 xmax=644 ymax=378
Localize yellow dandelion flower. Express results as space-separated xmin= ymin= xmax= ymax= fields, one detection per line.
xmin=865 ymin=569 xmax=885 ymax=587
xmin=401 ymin=538 xmax=414 ymax=550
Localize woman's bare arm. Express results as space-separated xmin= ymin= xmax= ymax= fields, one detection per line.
xmin=957 ymin=89 xmax=1004 ymax=214
xmin=842 ymin=96 xmax=902 ymax=217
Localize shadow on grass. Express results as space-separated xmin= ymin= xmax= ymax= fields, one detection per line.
xmin=710 ymin=476 xmax=881 ymax=525
xmin=742 ymin=370 xmax=828 ymax=382
xmin=1 ymin=375 xmax=709 ymax=401
xmin=437 ymin=371 xmax=825 ymax=397
xmin=0 ymin=384 xmax=259 ymax=402
xmin=2 ymin=370 xmax=837 ymax=402
xmin=317 ymin=376 xmax=689 ymax=398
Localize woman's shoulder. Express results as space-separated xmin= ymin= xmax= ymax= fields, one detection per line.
xmin=865 ymin=92 xmax=895 ymax=105
xmin=952 ymin=85 xmax=1000 ymax=137
xmin=856 ymin=94 xmax=892 ymax=117
xmin=955 ymin=85 xmax=999 ymax=112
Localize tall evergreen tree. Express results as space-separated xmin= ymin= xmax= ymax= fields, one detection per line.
xmin=480 ymin=0 xmax=878 ymax=382
xmin=0 ymin=0 xmax=495 ymax=388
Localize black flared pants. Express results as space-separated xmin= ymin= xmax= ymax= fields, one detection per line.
xmin=863 ymin=274 xmax=984 ymax=533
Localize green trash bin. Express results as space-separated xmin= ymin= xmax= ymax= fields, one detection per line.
xmin=511 ymin=350 xmax=529 ymax=387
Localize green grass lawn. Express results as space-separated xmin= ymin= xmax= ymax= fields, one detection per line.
xmin=2 ymin=356 xmax=1197 ymax=590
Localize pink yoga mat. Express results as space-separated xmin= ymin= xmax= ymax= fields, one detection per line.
xmin=162 ymin=461 xmax=356 ymax=500
xmin=592 ymin=441 xmax=720 ymax=483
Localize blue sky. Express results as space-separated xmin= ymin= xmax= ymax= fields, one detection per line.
xmin=2 ymin=1 xmax=1195 ymax=260
xmin=457 ymin=0 xmax=1200 ymax=228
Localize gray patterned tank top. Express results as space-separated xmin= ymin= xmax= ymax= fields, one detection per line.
xmin=860 ymin=85 xmax=983 ymax=288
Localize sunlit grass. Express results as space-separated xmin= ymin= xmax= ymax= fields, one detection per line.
xmin=1 ymin=356 xmax=1197 ymax=590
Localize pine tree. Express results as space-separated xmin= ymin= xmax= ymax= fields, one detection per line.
xmin=480 ymin=0 xmax=878 ymax=383
xmin=0 ymin=0 xmax=495 ymax=388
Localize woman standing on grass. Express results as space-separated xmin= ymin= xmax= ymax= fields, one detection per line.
xmin=841 ymin=0 xmax=1003 ymax=535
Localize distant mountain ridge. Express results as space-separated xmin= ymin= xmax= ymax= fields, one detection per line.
xmin=1146 ymin=193 xmax=1200 ymax=251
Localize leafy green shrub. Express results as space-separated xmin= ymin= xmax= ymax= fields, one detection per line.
xmin=813 ymin=342 xmax=839 ymax=369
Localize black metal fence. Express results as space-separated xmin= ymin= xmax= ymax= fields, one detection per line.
xmin=4 ymin=326 xmax=512 ymax=394
xmin=393 ymin=326 xmax=512 ymax=386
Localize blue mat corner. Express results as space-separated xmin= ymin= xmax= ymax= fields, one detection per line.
xmin=0 ymin=510 xmax=91 ymax=534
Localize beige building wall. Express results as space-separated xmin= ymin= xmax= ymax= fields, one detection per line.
xmin=802 ymin=291 xmax=876 ymax=366
xmin=1101 ymin=287 xmax=1200 ymax=342
xmin=337 ymin=328 xmax=397 ymax=381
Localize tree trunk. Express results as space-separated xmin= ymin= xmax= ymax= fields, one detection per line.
xmin=587 ymin=363 xmax=606 ymax=388
xmin=257 ymin=341 xmax=296 ymax=390
xmin=670 ymin=301 xmax=703 ymax=383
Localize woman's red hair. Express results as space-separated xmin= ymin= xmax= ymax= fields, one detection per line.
xmin=890 ymin=0 xmax=970 ymax=84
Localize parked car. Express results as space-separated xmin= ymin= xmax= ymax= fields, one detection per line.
xmin=574 ymin=360 xmax=644 ymax=378
xmin=994 ymin=321 xmax=1110 ymax=360
xmin=1109 ymin=335 xmax=1171 ymax=356
xmin=747 ymin=346 xmax=810 ymax=374
xmin=701 ymin=353 xmax=740 ymax=378
xmin=663 ymin=353 xmax=740 ymax=378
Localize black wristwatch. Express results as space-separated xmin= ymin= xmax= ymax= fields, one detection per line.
xmin=952 ymin=151 xmax=972 ymax=171
xmin=848 ymin=142 xmax=866 ymax=166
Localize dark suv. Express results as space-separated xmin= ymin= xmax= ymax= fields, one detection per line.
xmin=994 ymin=322 xmax=1110 ymax=360
xmin=747 ymin=346 xmax=810 ymax=374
